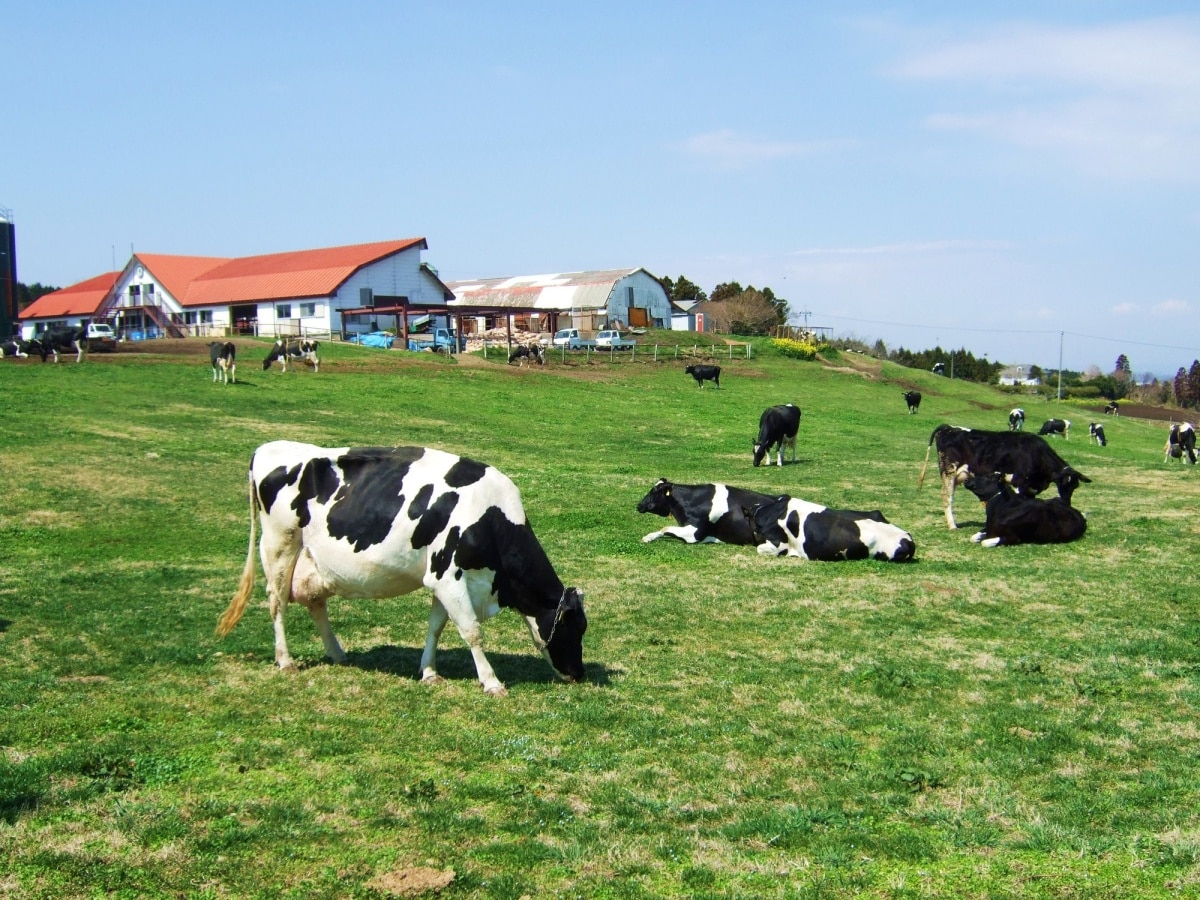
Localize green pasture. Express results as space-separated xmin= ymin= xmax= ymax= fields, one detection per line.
xmin=1 ymin=338 xmax=1197 ymax=898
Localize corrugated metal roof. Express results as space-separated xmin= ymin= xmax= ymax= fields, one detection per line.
xmin=134 ymin=254 xmax=231 ymax=301
xmin=19 ymin=272 xmax=121 ymax=319
xmin=445 ymin=268 xmax=645 ymax=311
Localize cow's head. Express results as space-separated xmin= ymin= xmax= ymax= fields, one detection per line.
xmin=536 ymin=588 xmax=587 ymax=682
xmin=636 ymin=480 xmax=673 ymax=516
xmin=684 ymin=365 xmax=696 ymax=375
xmin=962 ymin=472 xmax=1011 ymax=503
xmin=1053 ymin=467 xmax=1091 ymax=503
xmin=744 ymin=496 xmax=791 ymax=555
xmin=751 ymin=439 xmax=769 ymax=467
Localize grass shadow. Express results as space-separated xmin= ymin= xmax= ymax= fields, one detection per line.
xmin=349 ymin=644 xmax=614 ymax=688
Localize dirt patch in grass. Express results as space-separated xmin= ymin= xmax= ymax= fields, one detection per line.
xmin=367 ymin=866 xmax=455 ymax=896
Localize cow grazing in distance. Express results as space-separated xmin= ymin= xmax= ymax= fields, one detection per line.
xmin=753 ymin=403 xmax=801 ymax=467
xmin=1165 ymin=423 xmax=1197 ymax=464
xmin=1089 ymin=422 xmax=1107 ymax=446
xmin=931 ymin=362 xmax=946 ymax=376
xmin=746 ymin=495 xmax=915 ymax=562
xmin=38 ymin=326 xmax=86 ymax=363
xmin=209 ymin=341 xmax=237 ymax=384
xmin=637 ymin=479 xmax=773 ymax=545
xmin=684 ymin=364 xmax=721 ymax=389
xmin=1038 ymin=418 xmax=1071 ymax=439
xmin=215 ymin=442 xmax=587 ymax=696
xmin=263 ymin=338 xmax=320 ymax=373
xmin=507 ymin=342 xmax=545 ymax=366
xmin=1008 ymin=408 xmax=1025 ymax=431
xmin=961 ymin=471 xmax=1087 ymax=548
xmin=1105 ymin=401 xmax=1119 ymax=415
xmin=903 ymin=391 xmax=922 ymax=414
xmin=0 ymin=338 xmax=31 ymax=359
xmin=918 ymin=424 xmax=1091 ymax=529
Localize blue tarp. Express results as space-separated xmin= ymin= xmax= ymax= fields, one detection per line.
xmin=348 ymin=332 xmax=395 ymax=349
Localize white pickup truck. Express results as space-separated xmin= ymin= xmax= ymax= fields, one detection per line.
xmin=595 ymin=330 xmax=636 ymax=349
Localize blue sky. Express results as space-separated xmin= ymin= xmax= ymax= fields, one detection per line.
xmin=5 ymin=1 xmax=1199 ymax=376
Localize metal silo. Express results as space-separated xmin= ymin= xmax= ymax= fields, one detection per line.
xmin=0 ymin=205 xmax=15 ymax=339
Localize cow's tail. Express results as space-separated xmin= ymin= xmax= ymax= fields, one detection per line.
xmin=917 ymin=425 xmax=947 ymax=489
xmin=216 ymin=470 xmax=259 ymax=637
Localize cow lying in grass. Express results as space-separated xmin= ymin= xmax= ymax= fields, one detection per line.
xmin=745 ymin=495 xmax=915 ymax=562
xmin=637 ymin=479 xmax=773 ymax=545
xmin=961 ymin=471 xmax=1087 ymax=548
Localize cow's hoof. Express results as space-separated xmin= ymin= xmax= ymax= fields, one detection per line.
xmin=483 ymin=683 xmax=509 ymax=697
xmin=421 ymin=673 xmax=445 ymax=686
xmin=982 ymin=537 xmax=1002 ymax=548
xmin=970 ymin=532 xmax=986 ymax=543
xmin=279 ymin=662 xmax=299 ymax=674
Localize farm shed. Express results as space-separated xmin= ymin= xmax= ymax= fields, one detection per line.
xmin=17 ymin=271 xmax=120 ymax=337
xmin=20 ymin=239 xmax=452 ymax=342
xmin=445 ymin=268 xmax=671 ymax=334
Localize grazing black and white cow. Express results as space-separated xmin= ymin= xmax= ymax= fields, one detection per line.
xmin=1104 ymin=401 xmax=1119 ymax=415
xmin=752 ymin=404 xmax=801 ymax=467
xmin=1089 ymin=422 xmax=1106 ymax=447
xmin=0 ymin=338 xmax=31 ymax=359
xmin=1008 ymin=408 xmax=1025 ymax=431
xmin=507 ymin=342 xmax=544 ymax=366
xmin=38 ymin=326 xmax=85 ymax=363
xmin=209 ymin=341 xmax=237 ymax=384
xmin=903 ymin=391 xmax=922 ymax=414
xmin=263 ymin=338 xmax=320 ymax=373
xmin=215 ymin=442 xmax=587 ymax=695
xmin=1165 ymin=423 xmax=1197 ymax=464
xmin=1038 ymin=418 xmax=1070 ymax=439
xmin=745 ymin=495 xmax=915 ymax=562
xmin=919 ymin=424 xmax=1091 ymax=529
xmin=684 ymin=364 xmax=721 ymax=389
xmin=931 ymin=362 xmax=946 ymax=376
xmin=637 ymin=479 xmax=773 ymax=545
xmin=961 ymin=471 xmax=1087 ymax=548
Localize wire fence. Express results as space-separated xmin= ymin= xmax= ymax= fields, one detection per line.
xmin=479 ymin=341 xmax=754 ymax=364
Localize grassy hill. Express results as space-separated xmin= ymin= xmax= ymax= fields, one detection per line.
xmin=1 ymin=339 xmax=1197 ymax=898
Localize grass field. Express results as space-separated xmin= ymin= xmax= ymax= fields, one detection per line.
xmin=1 ymin=336 xmax=1198 ymax=898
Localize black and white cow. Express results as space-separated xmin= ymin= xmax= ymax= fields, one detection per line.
xmin=1008 ymin=408 xmax=1025 ymax=431
xmin=1104 ymin=401 xmax=1119 ymax=415
xmin=684 ymin=364 xmax=721 ymax=389
xmin=263 ymin=338 xmax=320 ymax=373
xmin=508 ymin=342 xmax=545 ymax=366
xmin=961 ymin=471 xmax=1087 ymax=548
xmin=0 ymin=338 xmax=31 ymax=359
xmin=209 ymin=341 xmax=237 ymax=384
xmin=38 ymin=326 xmax=85 ymax=363
xmin=637 ymin=479 xmax=773 ymax=545
xmin=931 ymin=362 xmax=946 ymax=376
xmin=903 ymin=391 xmax=922 ymax=414
xmin=1038 ymin=418 xmax=1070 ymax=439
xmin=1165 ymin=423 xmax=1197 ymax=464
xmin=919 ymin=424 xmax=1091 ymax=529
xmin=745 ymin=495 xmax=915 ymax=562
xmin=215 ymin=442 xmax=587 ymax=695
xmin=1089 ymin=422 xmax=1106 ymax=447
xmin=752 ymin=403 xmax=801 ymax=467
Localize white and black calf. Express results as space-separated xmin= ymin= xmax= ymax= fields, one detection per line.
xmin=746 ymin=495 xmax=915 ymax=562
xmin=1089 ymin=422 xmax=1106 ymax=446
xmin=637 ymin=479 xmax=773 ymax=545
xmin=961 ymin=472 xmax=1087 ymax=548
xmin=1008 ymin=408 xmax=1025 ymax=431
xmin=209 ymin=341 xmax=237 ymax=384
xmin=507 ymin=342 xmax=544 ymax=366
xmin=1104 ymin=401 xmax=1119 ymax=415
xmin=919 ymin=424 xmax=1091 ymax=529
xmin=684 ymin=364 xmax=721 ymax=389
xmin=1165 ymin=423 xmax=1197 ymax=464
xmin=38 ymin=326 xmax=85 ymax=363
xmin=216 ymin=442 xmax=587 ymax=696
xmin=903 ymin=391 xmax=922 ymax=414
xmin=1038 ymin=418 xmax=1070 ymax=439
xmin=752 ymin=403 xmax=801 ymax=467
xmin=263 ymin=338 xmax=320 ymax=373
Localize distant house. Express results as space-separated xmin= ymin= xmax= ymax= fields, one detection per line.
xmin=19 ymin=239 xmax=452 ymax=341
xmin=445 ymin=268 xmax=671 ymax=334
xmin=998 ymin=364 xmax=1041 ymax=387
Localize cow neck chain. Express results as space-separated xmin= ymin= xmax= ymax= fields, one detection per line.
xmin=540 ymin=589 xmax=570 ymax=647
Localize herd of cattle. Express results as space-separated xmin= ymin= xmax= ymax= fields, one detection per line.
xmin=214 ymin=377 xmax=1196 ymax=694
xmin=1 ymin=326 xmax=92 ymax=362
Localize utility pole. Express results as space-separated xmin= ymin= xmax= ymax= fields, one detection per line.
xmin=1057 ymin=331 xmax=1064 ymax=401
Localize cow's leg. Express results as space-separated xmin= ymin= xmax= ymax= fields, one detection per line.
xmin=419 ymin=601 xmax=450 ymax=685
xmin=230 ymin=361 xmax=236 ymax=384
xmin=428 ymin=580 xmax=506 ymax=696
xmin=74 ymin=341 xmax=84 ymax=363
xmin=303 ymin=597 xmax=347 ymax=664
xmin=260 ymin=531 xmax=303 ymax=671
xmin=643 ymin=524 xmax=707 ymax=543
xmin=212 ymin=364 xmax=218 ymax=382
xmin=943 ymin=474 xmax=958 ymax=529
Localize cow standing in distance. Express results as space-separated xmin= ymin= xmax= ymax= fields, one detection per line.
xmin=1008 ymin=408 xmax=1025 ymax=431
xmin=753 ymin=404 xmax=801 ymax=467
xmin=1165 ymin=423 xmax=1197 ymax=464
xmin=38 ymin=326 xmax=86 ymax=363
xmin=961 ymin=471 xmax=1087 ymax=548
xmin=745 ymin=495 xmax=915 ymax=562
xmin=903 ymin=391 xmax=922 ymax=414
xmin=637 ymin=479 xmax=773 ymax=545
xmin=684 ymin=364 xmax=721 ymax=389
xmin=1039 ymin=418 xmax=1071 ymax=439
xmin=215 ymin=441 xmax=587 ymax=696
xmin=919 ymin=424 xmax=1091 ymax=529
xmin=1104 ymin=401 xmax=1120 ymax=415
xmin=263 ymin=338 xmax=320 ymax=373
xmin=209 ymin=341 xmax=237 ymax=384
xmin=1089 ymin=423 xmax=1107 ymax=446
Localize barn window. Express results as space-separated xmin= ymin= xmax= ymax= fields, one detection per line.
xmin=299 ymin=302 xmax=317 ymax=317
xmin=129 ymin=285 xmax=141 ymax=299
xmin=275 ymin=303 xmax=292 ymax=319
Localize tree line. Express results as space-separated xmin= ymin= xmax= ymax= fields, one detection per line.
xmin=658 ymin=275 xmax=789 ymax=335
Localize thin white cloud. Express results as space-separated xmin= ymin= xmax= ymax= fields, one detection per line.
xmin=1153 ymin=298 xmax=1191 ymax=316
xmin=681 ymin=129 xmax=854 ymax=167
xmin=1112 ymin=302 xmax=1139 ymax=315
xmin=891 ymin=17 xmax=1200 ymax=181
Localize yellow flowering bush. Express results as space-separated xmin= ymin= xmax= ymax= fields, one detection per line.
xmin=771 ymin=337 xmax=821 ymax=360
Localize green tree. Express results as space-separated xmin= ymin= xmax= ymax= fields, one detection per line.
xmin=709 ymin=281 xmax=743 ymax=304
xmin=659 ymin=275 xmax=707 ymax=306
xmin=17 ymin=281 xmax=59 ymax=309
xmin=1114 ymin=354 xmax=1132 ymax=375
xmin=1173 ymin=367 xmax=1192 ymax=407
